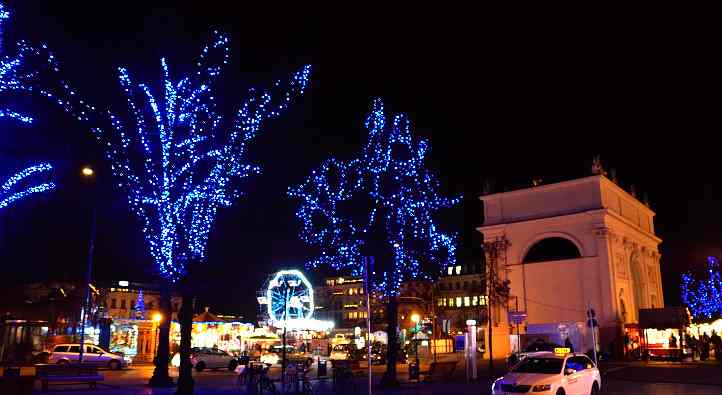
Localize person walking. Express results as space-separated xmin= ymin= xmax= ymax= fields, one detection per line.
xmin=701 ymin=332 xmax=710 ymax=361
xmin=710 ymin=330 xmax=722 ymax=361
xmin=564 ymin=337 xmax=574 ymax=353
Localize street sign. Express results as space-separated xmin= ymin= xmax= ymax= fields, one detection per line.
xmin=508 ymin=311 xmax=528 ymax=324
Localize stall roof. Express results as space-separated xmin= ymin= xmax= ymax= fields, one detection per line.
xmin=638 ymin=307 xmax=690 ymax=329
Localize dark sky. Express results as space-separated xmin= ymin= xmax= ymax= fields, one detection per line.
xmin=1 ymin=2 xmax=719 ymax=320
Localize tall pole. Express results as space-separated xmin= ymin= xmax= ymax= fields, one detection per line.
xmin=364 ymin=257 xmax=372 ymax=395
xmin=282 ymin=286 xmax=288 ymax=381
xmin=79 ymin=207 xmax=95 ymax=364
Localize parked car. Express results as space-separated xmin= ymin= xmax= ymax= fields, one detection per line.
xmin=49 ymin=344 xmax=131 ymax=369
xmin=259 ymin=345 xmax=313 ymax=367
xmin=171 ymin=347 xmax=238 ymax=372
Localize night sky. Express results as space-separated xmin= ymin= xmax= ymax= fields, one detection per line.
xmin=1 ymin=2 xmax=719 ymax=320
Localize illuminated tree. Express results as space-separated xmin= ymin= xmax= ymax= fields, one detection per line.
xmin=0 ymin=163 xmax=55 ymax=210
xmin=682 ymin=256 xmax=722 ymax=320
xmin=289 ymin=98 xmax=459 ymax=383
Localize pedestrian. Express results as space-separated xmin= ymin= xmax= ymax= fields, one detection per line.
xmin=669 ymin=333 xmax=677 ymax=349
xmin=701 ymin=332 xmax=710 ymax=361
xmin=710 ymin=330 xmax=722 ymax=361
xmin=564 ymin=337 xmax=574 ymax=353
xmin=623 ymin=332 xmax=631 ymax=359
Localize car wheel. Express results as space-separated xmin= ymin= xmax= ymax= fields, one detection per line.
xmin=228 ymin=360 xmax=238 ymax=371
xmin=109 ymin=360 xmax=121 ymax=370
xmin=590 ymin=382 xmax=600 ymax=395
xmin=57 ymin=359 xmax=70 ymax=366
xmin=556 ymin=388 xmax=565 ymax=395
xmin=195 ymin=361 xmax=205 ymax=372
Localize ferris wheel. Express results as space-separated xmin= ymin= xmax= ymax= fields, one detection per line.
xmin=264 ymin=270 xmax=314 ymax=323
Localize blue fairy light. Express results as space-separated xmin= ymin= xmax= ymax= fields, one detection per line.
xmin=289 ymin=98 xmax=460 ymax=296
xmin=682 ymin=256 xmax=722 ymax=320
xmin=0 ymin=163 xmax=55 ymax=210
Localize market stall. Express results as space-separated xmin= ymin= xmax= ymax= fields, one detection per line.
xmin=638 ymin=307 xmax=690 ymax=360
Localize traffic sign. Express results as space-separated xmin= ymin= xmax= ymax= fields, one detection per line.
xmin=508 ymin=311 xmax=528 ymax=325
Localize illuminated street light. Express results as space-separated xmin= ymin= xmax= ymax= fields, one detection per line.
xmin=411 ymin=313 xmax=420 ymax=324
xmin=81 ymin=166 xmax=94 ymax=177
xmin=153 ymin=313 xmax=162 ymax=323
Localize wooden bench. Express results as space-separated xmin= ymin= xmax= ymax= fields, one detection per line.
xmin=35 ymin=364 xmax=104 ymax=391
xmin=420 ymin=361 xmax=457 ymax=383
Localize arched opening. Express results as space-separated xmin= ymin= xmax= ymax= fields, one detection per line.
xmin=630 ymin=252 xmax=646 ymax=309
xmin=523 ymin=237 xmax=581 ymax=263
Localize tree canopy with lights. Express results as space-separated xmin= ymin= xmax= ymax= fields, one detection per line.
xmin=682 ymin=256 xmax=722 ymax=320
xmin=27 ymin=29 xmax=311 ymax=282
xmin=0 ymin=3 xmax=55 ymax=210
xmin=289 ymin=98 xmax=459 ymax=295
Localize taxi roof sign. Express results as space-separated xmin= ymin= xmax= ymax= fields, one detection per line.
xmin=554 ymin=347 xmax=571 ymax=355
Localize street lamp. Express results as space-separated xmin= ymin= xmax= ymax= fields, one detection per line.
xmin=411 ymin=314 xmax=421 ymax=366
xmin=78 ymin=166 xmax=96 ymax=365
xmin=153 ymin=314 xmax=162 ymax=362
xmin=81 ymin=166 xmax=94 ymax=177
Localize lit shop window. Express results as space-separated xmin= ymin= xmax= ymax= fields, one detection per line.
xmin=455 ymin=266 xmax=461 ymax=275
xmin=447 ymin=266 xmax=453 ymax=275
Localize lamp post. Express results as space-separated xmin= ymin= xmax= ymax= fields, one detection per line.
xmin=78 ymin=166 xmax=95 ymax=365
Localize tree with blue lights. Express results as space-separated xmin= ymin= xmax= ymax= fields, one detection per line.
xmin=18 ymin=18 xmax=310 ymax=388
xmin=289 ymin=98 xmax=459 ymax=384
xmin=682 ymin=256 xmax=722 ymax=321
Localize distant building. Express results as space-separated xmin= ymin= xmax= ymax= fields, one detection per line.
xmin=477 ymin=174 xmax=663 ymax=356
xmin=435 ymin=261 xmax=488 ymax=335
xmin=314 ymin=276 xmax=368 ymax=330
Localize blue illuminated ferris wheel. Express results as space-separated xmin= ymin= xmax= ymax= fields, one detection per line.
xmin=265 ymin=270 xmax=314 ymax=323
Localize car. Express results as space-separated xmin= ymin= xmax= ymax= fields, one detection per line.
xmin=260 ymin=345 xmax=314 ymax=367
xmin=171 ymin=347 xmax=238 ymax=372
xmin=492 ymin=350 xmax=601 ymax=395
xmin=49 ymin=344 xmax=131 ymax=370
xmin=329 ymin=343 xmax=356 ymax=361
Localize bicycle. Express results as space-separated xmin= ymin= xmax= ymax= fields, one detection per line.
xmin=237 ymin=362 xmax=277 ymax=395
xmin=281 ymin=363 xmax=314 ymax=395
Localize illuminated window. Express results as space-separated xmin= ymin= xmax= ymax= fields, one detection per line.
xmin=438 ymin=298 xmax=444 ymax=306
xmin=448 ymin=298 xmax=454 ymax=307
xmin=455 ymin=265 xmax=461 ymax=275
xmin=456 ymin=297 xmax=462 ymax=307
xmin=472 ymin=296 xmax=478 ymax=306
xmin=447 ymin=266 xmax=453 ymax=275
xmin=480 ymin=296 xmax=488 ymax=305
xmin=464 ymin=296 xmax=470 ymax=306
xmin=360 ymin=288 xmax=364 ymax=294
xmin=442 ymin=298 xmax=447 ymax=306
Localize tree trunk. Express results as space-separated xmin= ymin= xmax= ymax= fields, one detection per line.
xmin=176 ymin=293 xmax=194 ymax=395
xmin=149 ymin=286 xmax=173 ymax=387
xmin=380 ymin=296 xmax=400 ymax=387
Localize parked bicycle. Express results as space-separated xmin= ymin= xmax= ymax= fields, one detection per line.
xmin=238 ymin=362 xmax=276 ymax=394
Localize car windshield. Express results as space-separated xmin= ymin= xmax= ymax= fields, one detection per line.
xmin=524 ymin=342 xmax=560 ymax=352
xmin=511 ymin=357 xmax=564 ymax=374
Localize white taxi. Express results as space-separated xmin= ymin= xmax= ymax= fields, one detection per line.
xmin=492 ymin=349 xmax=601 ymax=395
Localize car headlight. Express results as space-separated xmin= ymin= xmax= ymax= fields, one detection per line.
xmin=532 ymin=384 xmax=552 ymax=392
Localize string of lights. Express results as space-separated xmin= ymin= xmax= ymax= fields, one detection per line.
xmin=289 ymin=98 xmax=460 ymax=296
xmin=0 ymin=163 xmax=55 ymax=210
xmin=31 ymin=30 xmax=310 ymax=282
xmin=682 ymin=256 xmax=722 ymax=320
xmin=0 ymin=3 xmax=35 ymax=124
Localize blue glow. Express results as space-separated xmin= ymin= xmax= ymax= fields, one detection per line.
xmin=0 ymin=163 xmax=55 ymax=210
xmin=682 ymin=256 xmax=722 ymax=319
xmin=289 ymin=98 xmax=460 ymax=296
xmin=42 ymin=31 xmax=311 ymax=282
xmin=0 ymin=3 xmax=34 ymax=124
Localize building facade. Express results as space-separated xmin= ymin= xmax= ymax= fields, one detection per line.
xmin=477 ymin=175 xmax=663 ymax=354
